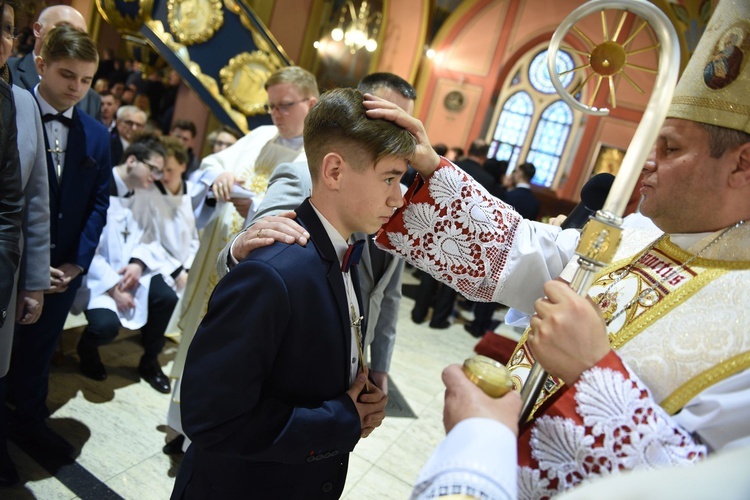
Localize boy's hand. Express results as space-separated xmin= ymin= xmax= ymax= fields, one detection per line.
xmin=362 ymin=94 xmax=441 ymax=178
xmin=346 ymin=373 xmax=388 ymax=438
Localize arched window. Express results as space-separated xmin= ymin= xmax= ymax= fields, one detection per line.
xmin=488 ymin=46 xmax=583 ymax=189
xmin=488 ymin=91 xmax=533 ymax=168
xmin=527 ymin=101 xmax=573 ymax=187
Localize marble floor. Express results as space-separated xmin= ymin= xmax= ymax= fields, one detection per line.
xmin=3 ymin=271 xmax=521 ymax=500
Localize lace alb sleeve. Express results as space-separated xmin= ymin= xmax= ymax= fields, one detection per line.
xmin=518 ymin=351 xmax=707 ymax=498
xmin=376 ymin=159 xmax=523 ymax=302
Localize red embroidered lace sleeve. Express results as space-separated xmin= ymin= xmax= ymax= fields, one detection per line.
xmin=375 ymin=159 xmax=522 ymax=302
xmin=517 ymin=350 xmax=707 ymax=498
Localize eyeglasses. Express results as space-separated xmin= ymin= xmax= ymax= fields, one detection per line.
xmin=264 ymin=98 xmax=310 ymax=115
xmin=1 ymin=24 xmax=19 ymax=41
xmin=122 ymin=119 xmax=145 ymax=129
xmin=140 ymin=159 xmax=163 ymax=179
xmin=213 ymin=140 xmax=235 ymax=149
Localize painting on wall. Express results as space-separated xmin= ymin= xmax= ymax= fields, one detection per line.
xmin=591 ymin=143 xmax=626 ymax=176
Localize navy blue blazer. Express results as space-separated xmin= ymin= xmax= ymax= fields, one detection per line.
xmin=503 ymin=186 xmax=541 ymax=221
xmin=43 ymin=105 xmax=111 ymax=272
xmin=9 ymin=53 xmax=102 ymax=120
xmin=175 ymin=199 xmax=362 ymax=499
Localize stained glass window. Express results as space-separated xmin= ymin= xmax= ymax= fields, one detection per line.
xmin=529 ymin=49 xmax=575 ymax=94
xmin=489 ymin=91 xmax=533 ymax=168
xmin=487 ymin=45 xmax=580 ymax=190
xmin=527 ymin=101 xmax=573 ymax=187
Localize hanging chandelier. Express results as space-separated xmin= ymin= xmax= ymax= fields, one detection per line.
xmin=330 ymin=0 xmax=382 ymax=53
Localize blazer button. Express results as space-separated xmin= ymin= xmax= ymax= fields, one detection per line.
xmin=322 ymin=482 xmax=333 ymax=493
xmin=50 ymin=244 xmax=56 ymax=249
xmin=58 ymin=213 xmax=63 ymax=219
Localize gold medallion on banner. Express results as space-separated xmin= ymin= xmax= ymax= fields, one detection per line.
xmin=219 ymin=51 xmax=280 ymax=116
xmin=167 ymin=0 xmax=224 ymax=45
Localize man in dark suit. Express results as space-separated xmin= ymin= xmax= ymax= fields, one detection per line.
xmin=171 ymin=88 xmax=411 ymax=499
xmin=110 ymin=105 xmax=147 ymax=166
xmin=8 ymin=5 xmax=101 ymax=120
xmin=456 ymin=139 xmax=495 ymax=190
xmin=7 ymin=26 xmax=110 ymax=459
xmin=503 ymin=162 xmax=541 ymax=220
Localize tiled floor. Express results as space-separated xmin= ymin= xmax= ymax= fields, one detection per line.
xmin=3 ymin=271 xmax=520 ymax=500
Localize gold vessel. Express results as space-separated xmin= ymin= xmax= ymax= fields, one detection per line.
xmin=462 ymin=355 xmax=513 ymax=398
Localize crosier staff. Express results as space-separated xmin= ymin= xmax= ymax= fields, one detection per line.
xmin=518 ymin=0 xmax=681 ymax=424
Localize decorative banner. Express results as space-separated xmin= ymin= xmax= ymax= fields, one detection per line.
xmin=97 ymin=0 xmax=291 ymax=133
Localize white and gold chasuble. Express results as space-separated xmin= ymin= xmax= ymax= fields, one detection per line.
xmin=508 ymin=225 xmax=750 ymax=418
xmin=174 ymin=127 xmax=305 ymax=379
xmin=376 ymin=160 xmax=750 ymax=498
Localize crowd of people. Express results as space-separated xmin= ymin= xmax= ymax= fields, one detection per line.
xmin=0 ymin=0 xmax=749 ymax=498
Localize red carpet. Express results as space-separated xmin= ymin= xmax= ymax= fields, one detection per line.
xmin=474 ymin=332 xmax=519 ymax=365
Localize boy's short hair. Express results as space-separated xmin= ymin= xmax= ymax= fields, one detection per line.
xmin=40 ymin=25 xmax=99 ymax=65
xmin=160 ymin=135 xmax=188 ymax=165
xmin=358 ymin=73 xmax=417 ymax=101
xmin=122 ymin=132 xmax=167 ymax=164
xmin=264 ymin=66 xmax=320 ymax=99
xmin=171 ymin=119 xmax=197 ymax=137
xmin=304 ymin=88 xmax=416 ymax=180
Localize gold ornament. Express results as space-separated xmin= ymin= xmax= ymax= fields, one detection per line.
xmin=167 ymin=0 xmax=224 ymax=46
xmin=219 ymin=51 xmax=281 ymax=116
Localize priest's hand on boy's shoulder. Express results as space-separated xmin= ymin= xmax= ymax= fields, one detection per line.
xmin=230 ymin=211 xmax=310 ymax=262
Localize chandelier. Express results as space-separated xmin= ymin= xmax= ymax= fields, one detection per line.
xmin=330 ymin=0 xmax=382 ymax=53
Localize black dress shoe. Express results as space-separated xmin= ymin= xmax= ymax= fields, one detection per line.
xmin=138 ymin=361 xmax=171 ymax=394
xmin=162 ymin=434 xmax=185 ymax=455
xmin=429 ymin=320 xmax=451 ymax=329
xmin=10 ymin=422 xmax=74 ymax=457
xmin=463 ymin=323 xmax=486 ymax=338
xmin=77 ymin=341 xmax=107 ymax=381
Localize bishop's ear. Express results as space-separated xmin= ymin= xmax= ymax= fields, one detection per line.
xmin=728 ymin=140 xmax=750 ymax=188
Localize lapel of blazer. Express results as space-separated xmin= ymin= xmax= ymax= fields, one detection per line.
xmin=17 ymin=54 xmax=40 ymax=91
xmin=354 ymin=231 xmax=374 ymax=285
xmin=32 ymin=95 xmax=60 ymax=200
xmin=61 ymin=108 xmax=87 ymax=193
xmin=295 ymin=199 xmax=352 ymax=376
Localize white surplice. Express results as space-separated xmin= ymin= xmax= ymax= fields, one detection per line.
xmin=73 ymin=172 xmax=165 ymax=330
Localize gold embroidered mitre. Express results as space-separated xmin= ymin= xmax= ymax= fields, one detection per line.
xmin=668 ymin=0 xmax=750 ymax=133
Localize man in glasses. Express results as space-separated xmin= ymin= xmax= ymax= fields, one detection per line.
xmin=72 ymin=133 xmax=178 ymax=394
xmin=110 ymin=104 xmax=147 ymax=165
xmin=7 ymin=26 xmax=110 ymax=459
xmin=176 ymin=67 xmax=317 ymax=387
xmin=8 ymin=5 xmax=101 ymax=120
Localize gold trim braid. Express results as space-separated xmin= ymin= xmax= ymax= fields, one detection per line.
xmin=671 ymin=96 xmax=750 ymax=116
xmin=661 ymin=350 xmax=750 ymax=415
xmin=608 ymin=267 xmax=729 ymax=350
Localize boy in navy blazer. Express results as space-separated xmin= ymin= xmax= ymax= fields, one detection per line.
xmin=172 ymin=88 xmax=415 ymax=499
xmin=7 ymin=26 xmax=110 ymax=457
